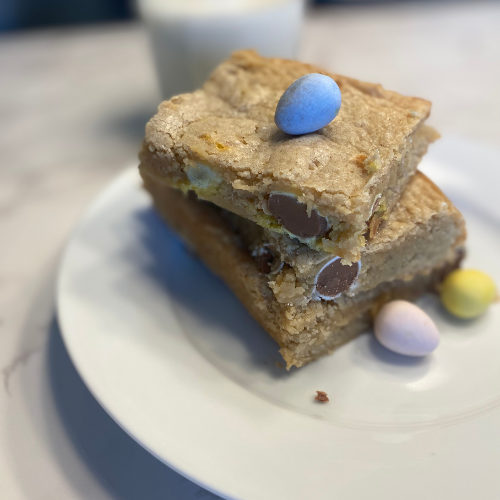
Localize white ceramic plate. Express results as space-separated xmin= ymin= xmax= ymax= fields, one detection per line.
xmin=58 ymin=137 xmax=500 ymax=500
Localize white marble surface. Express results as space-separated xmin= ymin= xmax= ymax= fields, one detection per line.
xmin=0 ymin=2 xmax=499 ymax=499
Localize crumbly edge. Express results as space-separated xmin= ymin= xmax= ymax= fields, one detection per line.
xmin=141 ymin=173 xmax=464 ymax=369
xmin=225 ymin=171 xmax=466 ymax=306
xmin=139 ymin=124 xmax=438 ymax=263
xmin=279 ymin=257 xmax=462 ymax=368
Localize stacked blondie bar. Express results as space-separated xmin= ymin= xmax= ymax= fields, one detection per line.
xmin=139 ymin=50 xmax=466 ymax=369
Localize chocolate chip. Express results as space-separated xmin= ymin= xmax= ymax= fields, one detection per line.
xmin=256 ymin=248 xmax=274 ymax=274
xmin=316 ymin=258 xmax=359 ymax=298
xmin=267 ymin=193 xmax=328 ymax=239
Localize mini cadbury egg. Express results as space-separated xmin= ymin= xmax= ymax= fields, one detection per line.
xmin=274 ymin=73 xmax=341 ymax=135
xmin=374 ymin=301 xmax=440 ymax=356
xmin=441 ymin=269 xmax=497 ymax=319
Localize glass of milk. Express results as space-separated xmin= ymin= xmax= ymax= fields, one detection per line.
xmin=137 ymin=0 xmax=305 ymax=99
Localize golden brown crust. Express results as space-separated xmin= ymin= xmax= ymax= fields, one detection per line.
xmin=140 ymin=50 xmax=437 ymax=262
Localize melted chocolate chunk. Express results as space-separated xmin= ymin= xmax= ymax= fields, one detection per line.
xmin=267 ymin=194 xmax=328 ymax=239
xmin=316 ymin=258 xmax=359 ymax=298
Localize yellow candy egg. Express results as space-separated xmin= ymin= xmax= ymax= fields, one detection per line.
xmin=441 ymin=269 xmax=497 ymax=319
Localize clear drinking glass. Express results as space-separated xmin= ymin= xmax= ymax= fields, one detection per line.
xmin=137 ymin=0 xmax=305 ymax=99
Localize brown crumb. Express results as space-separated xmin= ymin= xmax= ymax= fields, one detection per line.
xmin=315 ymin=391 xmax=329 ymax=403
xmin=275 ymin=361 xmax=283 ymax=369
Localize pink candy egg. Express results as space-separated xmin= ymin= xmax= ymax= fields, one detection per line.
xmin=374 ymin=300 xmax=440 ymax=356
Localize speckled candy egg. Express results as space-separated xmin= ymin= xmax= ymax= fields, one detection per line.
xmin=274 ymin=73 xmax=341 ymax=135
xmin=374 ymin=301 xmax=440 ymax=357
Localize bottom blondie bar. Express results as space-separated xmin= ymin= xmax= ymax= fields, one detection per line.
xmin=142 ymin=173 xmax=465 ymax=369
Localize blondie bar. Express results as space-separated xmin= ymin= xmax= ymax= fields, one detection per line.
xmin=141 ymin=172 xmax=465 ymax=369
xmin=139 ymin=50 xmax=439 ymax=263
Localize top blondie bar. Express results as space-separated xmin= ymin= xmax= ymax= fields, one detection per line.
xmin=140 ymin=50 xmax=439 ymax=263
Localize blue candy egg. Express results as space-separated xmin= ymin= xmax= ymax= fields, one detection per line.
xmin=275 ymin=73 xmax=341 ymax=135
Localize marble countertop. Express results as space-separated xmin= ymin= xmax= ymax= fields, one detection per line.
xmin=1 ymin=2 xmax=499 ymax=499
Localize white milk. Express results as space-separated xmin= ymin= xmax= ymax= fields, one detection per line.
xmin=138 ymin=0 xmax=304 ymax=98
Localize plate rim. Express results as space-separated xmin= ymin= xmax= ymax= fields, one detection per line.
xmin=56 ymin=139 xmax=500 ymax=500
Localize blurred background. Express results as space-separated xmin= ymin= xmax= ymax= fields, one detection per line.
xmin=1 ymin=1 xmax=499 ymax=499
xmin=0 ymin=0 xmax=462 ymax=31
